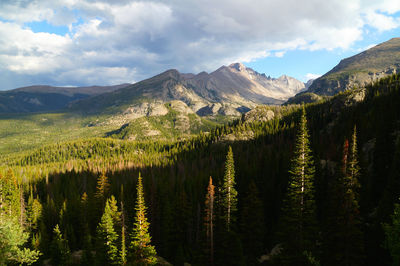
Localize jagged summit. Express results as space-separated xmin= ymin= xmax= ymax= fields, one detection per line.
xmin=229 ymin=62 xmax=247 ymax=72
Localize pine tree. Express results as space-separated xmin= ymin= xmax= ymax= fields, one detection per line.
xmin=120 ymin=185 xmax=127 ymax=265
xmin=341 ymin=127 xmax=364 ymax=265
xmin=221 ymin=146 xmax=238 ymax=231
xmin=0 ymin=214 xmax=41 ymax=265
xmin=26 ymin=189 xmax=42 ymax=231
xmin=323 ymin=135 xmax=364 ymax=265
xmin=95 ymin=172 xmax=111 ymax=200
xmin=108 ymin=195 xmax=122 ymax=231
xmin=204 ymin=176 xmax=215 ymax=265
xmin=0 ymin=169 xmax=20 ymax=218
xmin=50 ymin=224 xmax=71 ymax=265
xmin=129 ymin=173 xmax=157 ymax=265
xmin=383 ymin=201 xmax=400 ymax=266
xmin=347 ymin=125 xmax=361 ymax=198
xmin=278 ymin=105 xmax=317 ymax=264
xmin=215 ymin=148 xmax=245 ymax=265
xmin=0 ymin=171 xmax=40 ymax=265
xmin=96 ymin=198 xmax=119 ymax=265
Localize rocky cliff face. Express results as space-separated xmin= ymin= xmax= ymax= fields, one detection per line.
xmin=189 ymin=63 xmax=305 ymax=103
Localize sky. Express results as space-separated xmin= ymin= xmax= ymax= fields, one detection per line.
xmin=0 ymin=0 xmax=400 ymax=90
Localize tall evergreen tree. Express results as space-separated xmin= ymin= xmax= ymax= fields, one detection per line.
xmin=129 ymin=173 xmax=157 ymax=265
xmin=323 ymin=136 xmax=364 ymax=265
xmin=214 ymin=147 xmax=245 ymax=266
xmin=0 ymin=170 xmax=20 ymax=218
xmin=26 ymin=190 xmax=42 ymax=232
xmin=341 ymin=126 xmax=364 ymax=265
xmin=26 ymin=189 xmax=42 ymax=251
xmin=50 ymin=224 xmax=70 ymax=266
xmin=221 ymin=146 xmax=238 ymax=231
xmin=120 ymin=185 xmax=127 ymax=265
xmin=204 ymin=176 xmax=215 ymax=265
xmin=109 ymin=195 xmax=122 ymax=231
xmin=96 ymin=198 xmax=119 ymax=265
xmin=278 ymin=105 xmax=317 ymax=264
xmin=95 ymin=172 xmax=111 ymax=200
xmin=347 ymin=125 xmax=361 ymax=198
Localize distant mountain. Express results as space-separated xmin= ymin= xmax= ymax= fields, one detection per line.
xmin=0 ymin=84 xmax=130 ymax=113
xmin=305 ymin=79 xmax=315 ymax=90
xmin=306 ymin=38 xmax=400 ymax=96
xmin=187 ymin=63 xmax=305 ymax=105
xmin=71 ymin=63 xmax=305 ymax=117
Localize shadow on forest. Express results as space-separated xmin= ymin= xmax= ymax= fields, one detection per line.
xmin=29 ymin=79 xmax=400 ymax=264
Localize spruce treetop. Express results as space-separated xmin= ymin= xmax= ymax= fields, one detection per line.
xmin=130 ymin=173 xmax=157 ymax=265
xmin=222 ymin=146 xmax=238 ymax=231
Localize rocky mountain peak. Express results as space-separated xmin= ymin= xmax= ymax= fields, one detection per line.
xmin=278 ymin=74 xmax=289 ymax=80
xmin=150 ymin=69 xmax=183 ymax=82
xmin=229 ymin=62 xmax=247 ymax=72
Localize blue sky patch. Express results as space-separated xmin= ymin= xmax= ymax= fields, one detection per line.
xmin=25 ymin=20 xmax=69 ymax=36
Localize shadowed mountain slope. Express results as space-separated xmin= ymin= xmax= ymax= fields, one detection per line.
xmin=0 ymin=84 xmax=130 ymax=113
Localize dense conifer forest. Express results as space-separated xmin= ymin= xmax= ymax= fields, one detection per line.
xmin=1 ymin=74 xmax=400 ymax=265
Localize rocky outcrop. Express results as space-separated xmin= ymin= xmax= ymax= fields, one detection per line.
xmin=122 ymin=102 xmax=169 ymax=119
xmin=285 ymin=92 xmax=324 ymax=105
xmin=244 ymin=107 xmax=275 ymax=123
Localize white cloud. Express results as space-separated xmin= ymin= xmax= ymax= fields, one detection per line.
xmin=274 ymin=51 xmax=286 ymax=58
xmin=365 ymin=11 xmax=400 ymax=31
xmin=0 ymin=0 xmax=399 ymax=89
xmin=111 ymin=2 xmax=174 ymax=34
xmin=357 ymin=43 xmax=377 ymax=52
xmin=57 ymin=66 xmax=137 ymax=85
xmin=305 ymin=73 xmax=322 ymax=81
xmin=0 ymin=21 xmax=72 ymax=74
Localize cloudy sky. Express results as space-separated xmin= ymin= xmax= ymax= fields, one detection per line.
xmin=0 ymin=0 xmax=400 ymax=90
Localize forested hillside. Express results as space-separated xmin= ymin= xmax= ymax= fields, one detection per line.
xmin=1 ymin=74 xmax=400 ymax=265
xmin=289 ymin=37 xmax=400 ymax=104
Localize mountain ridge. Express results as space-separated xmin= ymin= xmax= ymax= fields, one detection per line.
xmin=70 ymin=63 xmax=305 ymax=117
xmin=0 ymin=84 xmax=131 ymax=113
xmin=305 ymin=37 xmax=400 ymax=96
xmin=0 ymin=64 xmax=305 ymax=115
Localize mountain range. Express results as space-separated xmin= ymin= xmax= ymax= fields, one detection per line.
xmin=0 ymin=63 xmax=305 ymax=115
